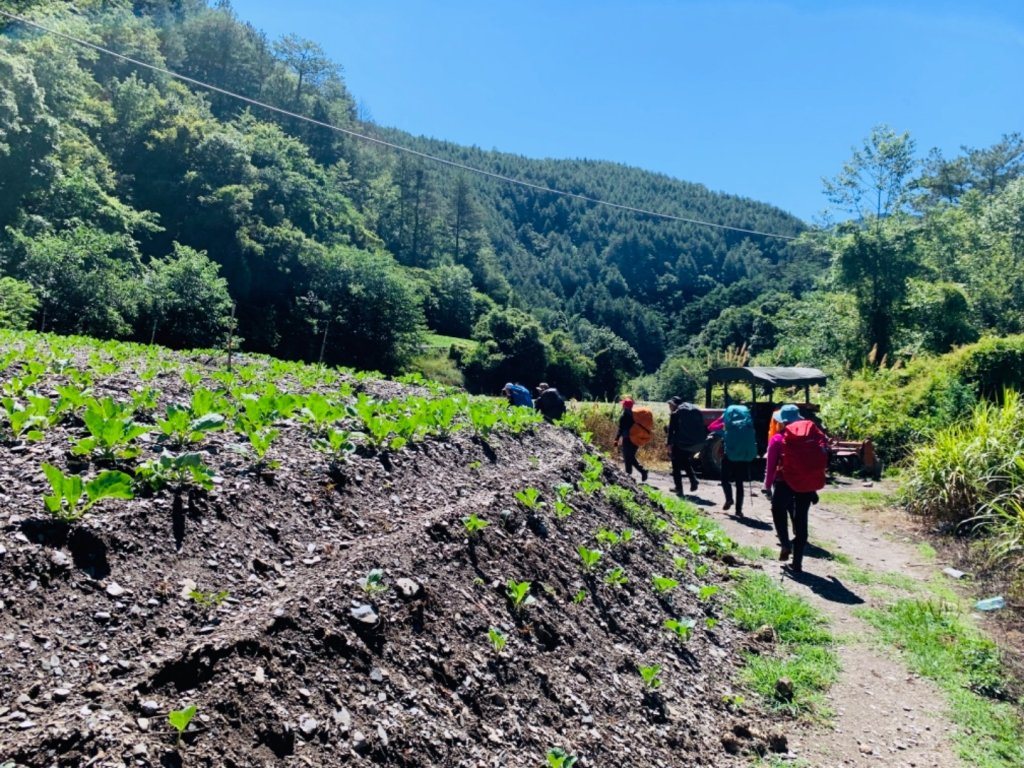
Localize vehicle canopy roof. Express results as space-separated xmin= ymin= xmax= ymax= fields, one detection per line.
xmin=707 ymin=367 xmax=828 ymax=388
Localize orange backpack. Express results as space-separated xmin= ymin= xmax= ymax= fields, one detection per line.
xmin=629 ymin=407 xmax=655 ymax=447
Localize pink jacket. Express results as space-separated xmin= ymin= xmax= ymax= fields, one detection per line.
xmin=763 ymin=432 xmax=784 ymax=489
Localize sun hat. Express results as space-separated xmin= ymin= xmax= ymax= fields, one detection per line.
xmin=503 ymin=382 xmax=514 ymax=391
xmin=667 ymin=396 xmax=682 ymax=406
xmin=773 ymin=404 xmax=803 ymax=424
xmin=620 ymin=398 xmax=635 ymax=409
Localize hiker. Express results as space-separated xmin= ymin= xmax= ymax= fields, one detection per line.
xmin=534 ymin=382 xmax=567 ymax=422
xmin=708 ymin=404 xmax=757 ymax=515
xmin=763 ymin=404 xmax=828 ymax=573
xmin=614 ymin=398 xmax=649 ymax=482
xmin=666 ymin=396 xmax=707 ymax=494
xmin=501 ymin=382 xmax=533 ymax=408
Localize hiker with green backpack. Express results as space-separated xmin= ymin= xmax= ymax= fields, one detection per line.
xmin=763 ymin=404 xmax=829 ymax=574
xmin=714 ymin=403 xmax=758 ymax=516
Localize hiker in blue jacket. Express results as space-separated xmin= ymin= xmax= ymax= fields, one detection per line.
xmin=501 ymin=382 xmax=533 ymax=408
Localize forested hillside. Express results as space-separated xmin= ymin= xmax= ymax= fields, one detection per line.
xmin=0 ymin=0 xmax=812 ymax=398
xmin=1 ymin=1 xmax=1023 ymax=404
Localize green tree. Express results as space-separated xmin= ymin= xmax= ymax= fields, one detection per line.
xmin=823 ymin=124 xmax=917 ymax=221
xmin=141 ymin=243 xmax=233 ymax=348
xmin=0 ymin=276 xmax=39 ymax=330
xmin=463 ymin=308 xmax=549 ymax=394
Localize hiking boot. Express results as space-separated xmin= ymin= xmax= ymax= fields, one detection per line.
xmin=690 ymin=480 xmax=699 ymax=492
xmin=735 ymin=506 xmax=744 ymax=517
xmin=785 ymin=562 xmax=803 ymax=574
xmin=640 ymin=468 xmax=649 ymax=483
xmin=778 ymin=546 xmax=791 ymax=561
xmin=722 ymin=500 xmax=733 ymax=511
xmin=674 ymin=486 xmax=684 ymax=496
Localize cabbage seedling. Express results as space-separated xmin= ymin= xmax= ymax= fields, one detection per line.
xmin=638 ymin=664 xmax=663 ymax=689
xmin=697 ymin=585 xmax=719 ymax=602
xmin=664 ymin=618 xmax=696 ymax=643
xmin=553 ymin=500 xmax=573 ymax=519
xmin=577 ymin=546 xmax=602 ymax=572
xmin=514 ymin=487 xmax=543 ymax=511
xmin=487 ymin=627 xmax=506 ymax=654
xmin=189 ymin=589 xmax=229 ymax=610
xmin=573 ymin=589 xmax=587 ymax=604
xmin=168 ymin=704 xmax=197 ymax=745
xmin=462 ymin=514 xmax=490 ymax=537
xmin=42 ymin=464 xmax=134 ymax=522
xmin=359 ymin=569 xmax=388 ymax=595
xmin=604 ymin=567 xmax=628 ymax=587
xmin=652 ymin=575 xmax=679 ymax=594
xmin=506 ymin=579 xmax=535 ymax=613
xmin=546 ymin=747 xmax=578 ymax=768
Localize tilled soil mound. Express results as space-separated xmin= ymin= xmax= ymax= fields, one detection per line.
xmin=0 ymin=338 xmax=785 ymax=767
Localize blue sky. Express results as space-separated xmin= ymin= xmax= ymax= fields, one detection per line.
xmin=228 ymin=0 xmax=1024 ymax=222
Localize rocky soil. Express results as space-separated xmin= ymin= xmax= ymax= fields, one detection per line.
xmin=0 ymin=340 xmax=788 ymax=767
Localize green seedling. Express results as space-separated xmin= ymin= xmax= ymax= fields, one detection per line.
xmin=694 ymin=564 xmax=710 ymax=578
xmin=604 ymin=567 xmax=628 ymax=587
xmin=652 ymin=575 xmax=680 ymax=594
xmin=42 ymin=464 xmax=134 ymax=522
xmin=1 ymin=395 xmax=50 ymax=442
xmin=135 ymin=452 xmax=215 ymax=493
xmin=462 ymin=514 xmax=490 ymax=537
xmin=72 ymin=397 xmax=150 ymax=461
xmin=554 ymin=483 xmax=574 ymax=500
xmin=514 ymin=487 xmax=543 ymax=511
xmin=553 ymin=500 xmax=574 ymax=519
xmin=638 ymin=663 xmax=663 ymax=689
xmin=721 ymin=693 xmax=745 ymax=709
xmin=698 ymin=584 xmax=720 ymax=602
xmin=487 ymin=627 xmax=507 ymax=654
xmin=359 ymin=569 xmax=388 ymax=595
xmin=506 ymin=579 xmax=536 ymax=613
xmin=314 ymin=428 xmax=357 ymax=464
xmin=664 ymin=618 xmax=696 ymax=643
xmin=705 ymin=617 xmax=719 ymax=629
xmin=573 ymin=589 xmax=587 ymax=604
xmin=189 ymin=589 xmax=229 ymax=610
xmin=181 ymin=369 xmax=202 ymax=391
xmin=673 ymin=556 xmax=689 ymax=572
xmin=168 ymin=704 xmax=197 ymax=745
xmin=546 ymin=747 xmax=578 ymax=768
xmin=577 ymin=546 xmax=602 ymax=572
xmin=156 ymin=406 xmax=225 ymax=449
xmin=468 ymin=460 xmax=482 ymax=471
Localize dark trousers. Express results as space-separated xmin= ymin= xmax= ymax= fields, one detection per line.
xmin=623 ymin=440 xmax=646 ymax=476
xmin=670 ymin=444 xmax=697 ymax=492
xmin=770 ymin=479 xmax=813 ymax=569
xmin=721 ymin=457 xmax=750 ymax=513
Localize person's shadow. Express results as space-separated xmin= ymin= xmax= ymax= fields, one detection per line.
xmin=730 ymin=515 xmax=773 ymax=531
xmin=785 ymin=569 xmax=865 ymax=605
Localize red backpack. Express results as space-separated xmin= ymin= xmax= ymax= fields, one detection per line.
xmin=781 ymin=420 xmax=828 ymax=492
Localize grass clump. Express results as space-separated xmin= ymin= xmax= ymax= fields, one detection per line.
xmin=858 ymin=598 xmax=1024 ymax=768
xmin=726 ymin=572 xmax=838 ymax=717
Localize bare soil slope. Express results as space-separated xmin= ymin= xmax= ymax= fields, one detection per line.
xmin=0 ymin=339 xmax=785 ymax=767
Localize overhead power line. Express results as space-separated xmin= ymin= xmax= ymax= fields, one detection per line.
xmin=0 ymin=9 xmax=799 ymax=241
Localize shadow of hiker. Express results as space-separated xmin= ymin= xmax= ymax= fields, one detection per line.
xmin=731 ymin=515 xmax=773 ymax=531
xmin=785 ymin=569 xmax=865 ymax=605
xmin=803 ymin=542 xmax=845 ymax=562
xmin=685 ymin=495 xmax=717 ymax=507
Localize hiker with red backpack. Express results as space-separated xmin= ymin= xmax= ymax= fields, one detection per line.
xmin=763 ymin=404 xmax=829 ymax=573
xmin=666 ymin=396 xmax=707 ymax=494
xmin=614 ymin=398 xmax=650 ymax=482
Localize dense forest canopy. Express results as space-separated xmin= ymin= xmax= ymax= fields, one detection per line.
xmin=1 ymin=1 xmax=1022 ymax=402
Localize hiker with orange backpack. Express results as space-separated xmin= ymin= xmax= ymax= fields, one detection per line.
xmin=666 ymin=396 xmax=707 ymax=495
xmin=763 ymin=404 xmax=829 ymax=574
xmin=614 ymin=398 xmax=651 ymax=482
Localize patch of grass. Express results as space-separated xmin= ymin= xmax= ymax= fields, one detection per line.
xmin=917 ymin=541 xmax=937 ymax=560
xmin=735 ymin=544 xmax=776 ymax=561
xmin=858 ymin=598 xmax=1024 ymax=768
xmin=842 ymin=565 xmax=918 ymax=591
xmin=817 ymin=489 xmax=891 ymax=509
xmin=727 ymin=572 xmax=839 ymax=718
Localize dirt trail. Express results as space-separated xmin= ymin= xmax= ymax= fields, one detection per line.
xmin=647 ymin=470 xmax=960 ymax=768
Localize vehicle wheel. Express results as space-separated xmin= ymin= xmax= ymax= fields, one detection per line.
xmin=700 ymin=437 xmax=723 ymax=479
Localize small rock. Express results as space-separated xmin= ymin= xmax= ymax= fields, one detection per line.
xmin=254 ymin=667 xmax=266 ymax=684
xmin=369 ymin=668 xmax=384 ymax=683
xmin=137 ymin=717 xmax=150 ymax=732
xmin=352 ymin=729 xmax=370 ymax=755
xmin=105 ymin=582 xmax=126 ymax=598
xmin=395 ymin=578 xmax=421 ymax=598
xmin=350 ymin=604 xmax=378 ymax=625
xmin=333 ymin=708 xmax=351 ymax=732
xmin=299 ymin=716 xmax=318 ymax=736
xmin=52 ymin=688 xmax=71 ymax=702
xmin=83 ymin=682 xmax=106 ymax=699
xmin=139 ymin=700 xmax=159 ymax=716
xmin=377 ymin=723 xmax=389 ymax=747
xmin=132 ymin=743 xmax=148 ymax=756
xmin=50 ymin=551 xmax=71 ymax=569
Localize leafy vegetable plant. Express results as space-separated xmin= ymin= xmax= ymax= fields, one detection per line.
xmin=604 ymin=567 xmax=628 ymax=587
xmin=577 ymin=546 xmax=602 ymax=572
xmin=514 ymin=487 xmax=543 ymax=511
xmin=487 ymin=627 xmax=506 ymax=654
xmin=546 ymin=747 xmax=578 ymax=768
xmin=638 ymin=663 xmax=663 ymax=689
xmin=168 ymin=704 xmax=197 ymax=745
xmin=462 ymin=514 xmax=490 ymax=537
xmin=42 ymin=464 xmax=134 ymax=522
xmin=664 ymin=618 xmax=696 ymax=643
xmin=189 ymin=589 xmax=229 ymax=610
xmin=135 ymin=452 xmax=215 ymax=493
xmin=359 ymin=568 xmax=388 ymax=595
xmin=652 ymin=575 xmax=680 ymax=594
xmin=506 ymin=579 xmax=535 ymax=613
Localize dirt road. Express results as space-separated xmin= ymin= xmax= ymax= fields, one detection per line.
xmin=648 ymin=471 xmax=960 ymax=768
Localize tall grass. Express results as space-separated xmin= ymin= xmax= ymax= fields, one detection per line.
xmin=570 ymin=400 xmax=672 ymax=471
xmin=901 ymin=390 xmax=1024 ymax=526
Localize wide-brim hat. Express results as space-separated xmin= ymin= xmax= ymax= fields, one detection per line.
xmin=773 ymin=404 xmax=802 ymax=424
